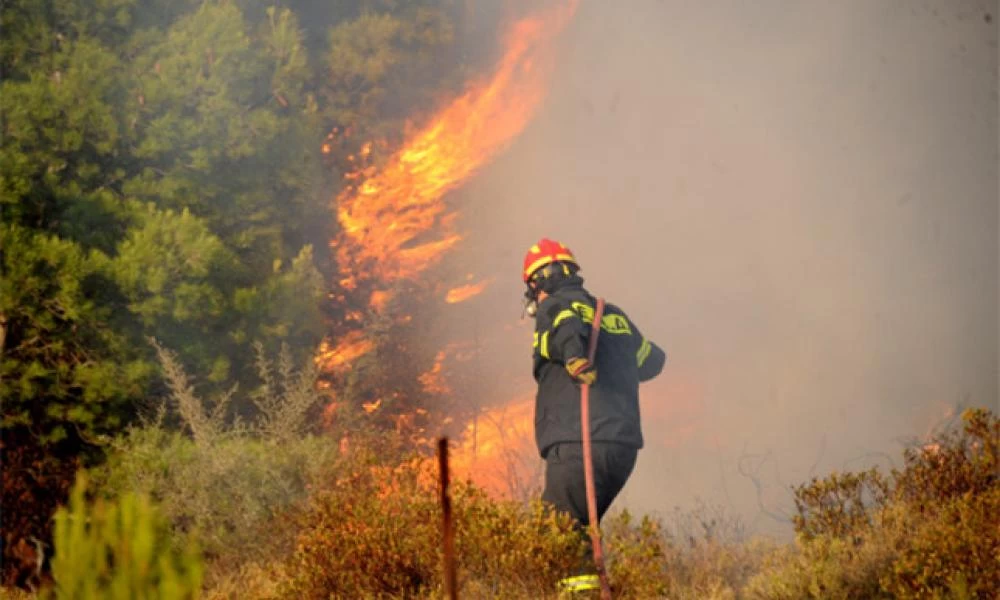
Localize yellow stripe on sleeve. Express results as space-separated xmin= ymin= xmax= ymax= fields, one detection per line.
xmin=637 ymin=338 xmax=652 ymax=367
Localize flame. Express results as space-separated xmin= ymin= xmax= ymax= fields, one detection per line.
xmin=450 ymin=396 xmax=541 ymax=499
xmin=416 ymin=342 xmax=480 ymax=397
xmin=417 ymin=350 xmax=452 ymax=396
xmin=331 ymin=1 xmax=578 ymax=301
xmin=445 ymin=278 xmax=493 ymax=304
xmin=317 ymin=3 xmax=579 ymax=489
xmin=448 ymin=374 xmax=707 ymax=498
xmin=315 ymin=330 xmax=376 ymax=372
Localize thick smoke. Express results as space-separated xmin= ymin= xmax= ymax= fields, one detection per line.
xmin=438 ymin=1 xmax=998 ymax=536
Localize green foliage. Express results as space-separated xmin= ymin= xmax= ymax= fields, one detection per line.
xmin=1 ymin=0 xmax=472 ymax=585
xmin=323 ymin=2 xmax=457 ymax=135
xmin=47 ymin=475 xmax=202 ymax=600
xmin=1 ymin=0 xmax=331 ymax=433
xmin=93 ymin=343 xmax=332 ymax=569
xmin=0 ymin=224 xmax=150 ymax=441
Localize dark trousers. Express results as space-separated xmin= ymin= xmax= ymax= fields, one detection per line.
xmin=542 ymin=441 xmax=637 ymax=529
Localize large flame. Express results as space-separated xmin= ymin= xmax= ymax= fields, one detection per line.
xmin=319 ymin=2 xmax=580 ymax=493
xmin=332 ymin=1 xmax=578 ymax=300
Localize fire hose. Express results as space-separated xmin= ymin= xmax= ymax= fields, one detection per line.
xmin=582 ymin=297 xmax=612 ymax=599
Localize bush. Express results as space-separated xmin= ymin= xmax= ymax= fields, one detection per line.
xmin=749 ymin=407 xmax=999 ymax=600
xmin=45 ymin=475 xmax=202 ymax=600
xmin=96 ymin=426 xmax=339 ymax=567
xmin=91 ymin=343 xmax=338 ymax=580
xmin=885 ymin=486 xmax=1000 ymax=599
xmin=603 ymin=506 xmax=776 ymax=600
xmin=791 ymin=467 xmax=891 ymax=541
xmin=280 ymin=452 xmax=584 ymax=599
xmin=893 ymin=408 xmax=998 ymax=508
xmin=603 ymin=511 xmax=673 ymax=599
xmin=744 ymin=526 xmax=898 ymax=600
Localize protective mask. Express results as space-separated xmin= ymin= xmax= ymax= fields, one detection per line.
xmin=524 ymin=297 xmax=538 ymax=318
xmin=522 ymin=285 xmax=539 ymax=319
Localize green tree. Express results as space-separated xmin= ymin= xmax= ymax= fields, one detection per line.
xmin=2 ymin=0 xmax=474 ymax=586
xmin=1 ymin=0 xmax=327 ymax=584
xmin=317 ymin=0 xmax=464 ymax=166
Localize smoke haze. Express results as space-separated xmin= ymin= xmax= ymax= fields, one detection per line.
xmin=435 ymin=1 xmax=998 ymax=535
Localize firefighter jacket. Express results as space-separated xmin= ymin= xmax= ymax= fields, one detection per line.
xmin=532 ymin=277 xmax=666 ymax=458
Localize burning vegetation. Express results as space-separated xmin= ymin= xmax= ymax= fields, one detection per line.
xmin=6 ymin=0 xmax=996 ymax=597
xmin=317 ymin=0 xmax=579 ymax=496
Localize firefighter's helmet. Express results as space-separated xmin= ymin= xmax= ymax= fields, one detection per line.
xmin=522 ymin=238 xmax=579 ymax=283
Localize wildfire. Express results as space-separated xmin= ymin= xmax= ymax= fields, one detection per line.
xmin=315 ymin=330 xmax=376 ymax=372
xmin=445 ymin=278 xmax=493 ymax=304
xmin=331 ymin=0 xmax=579 ymax=301
xmin=450 ymin=396 xmax=541 ymax=499
xmin=417 ymin=350 xmax=452 ymax=396
xmin=318 ymin=2 xmax=579 ymax=496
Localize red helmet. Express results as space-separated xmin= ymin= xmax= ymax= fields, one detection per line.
xmin=522 ymin=238 xmax=579 ymax=283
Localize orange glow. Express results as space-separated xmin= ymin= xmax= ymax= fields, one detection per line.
xmin=450 ymin=396 xmax=541 ymax=499
xmin=315 ymin=331 xmax=375 ymax=372
xmin=445 ymin=278 xmax=493 ymax=304
xmin=641 ymin=375 xmax=707 ymax=449
xmin=331 ymin=0 xmax=579 ymax=295
xmin=369 ymin=289 xmax=391 ymax=313
xmin=417 ymin=350 xmax=451 ymax=396
xmin=316 ymin=3 xmax=579 ymax=492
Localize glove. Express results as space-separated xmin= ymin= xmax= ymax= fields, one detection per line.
xmin=565 ymin=357 xmax=597 ymax=385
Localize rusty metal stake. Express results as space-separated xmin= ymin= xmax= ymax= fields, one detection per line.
xmin=438 ymin=437 xmax=458 ymax=600
xmin=582 ymin=297 xmax=612 ymax=600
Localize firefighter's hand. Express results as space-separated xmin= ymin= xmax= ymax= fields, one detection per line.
xmin=565 ymin=357 xmax=597 ymax=385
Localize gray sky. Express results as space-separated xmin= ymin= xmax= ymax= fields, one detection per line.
xmin=437 ymin=0 xmax=997 ymax=535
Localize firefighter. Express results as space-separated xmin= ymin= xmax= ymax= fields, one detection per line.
xmin=523 ymin=238 xmax=666 ymax=595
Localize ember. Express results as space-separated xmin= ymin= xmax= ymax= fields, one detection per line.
xmin=444 ymin=278 xmax=493 ymax=304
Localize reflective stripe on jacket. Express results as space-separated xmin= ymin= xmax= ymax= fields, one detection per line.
xmin=532 ymin=279 xmax=665 ymax=457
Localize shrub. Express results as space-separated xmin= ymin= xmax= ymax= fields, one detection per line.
xmin=893 ymin=408 xmax=998 ymax=508
xmin=750 ymin=407 xmax=999 ymax=600
xmin=603 ymin=511 xmax=673 ymax=599
xmin=885 ymin=486 xmax=1000 ymax=599
xmin=91 ymin=343 xmax=339 ymax=579
xmin=280 ymin=452 xmax=584 ymax=599
xmin=45 ymin=475 xmax=202 ymax=599
xmin=96 ymin=426 xmax=339 ymax=568
xmin=453 ymin=485 xmax=585 ymax=595
xmin=792 ymin=468 xmax=891 ymax=541
xmin=603 ymin=506 xmax=776 ymax=600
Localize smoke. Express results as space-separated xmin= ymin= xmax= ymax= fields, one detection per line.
xmin=438 ymin=1 xmax=998 ymax=535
